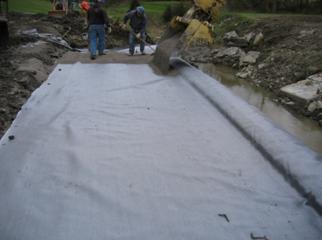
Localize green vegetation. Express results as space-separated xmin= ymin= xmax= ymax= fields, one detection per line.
xmin=162 ymin=2 xmax=189 ymax=22
xmin=233 ymin=12 xmax=310 ymax=19
xmin=107 ymin=1 xmax=183 ymax=21
xmin=213 ymin=12 xmax=254 ymax=41
xmin=9 ymin=0 xmax=51 ymax=13
xmin=226 ymin=0 xmax=322 ymax=14
xmin=8 ymin=0 xmax=186 ymax=22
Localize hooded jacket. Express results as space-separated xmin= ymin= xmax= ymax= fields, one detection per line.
xmin=123 ymin=10 xmax=147 ymax=33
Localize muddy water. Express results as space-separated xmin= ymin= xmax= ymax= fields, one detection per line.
xmin=198 ymin=63 xmax=322 ymax=157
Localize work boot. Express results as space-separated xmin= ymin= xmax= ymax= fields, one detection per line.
xmin=99 ymin=52 xmax=106 ymax=56
xmin=141 ymin=51 xmax=146 ymax=55
xmin=91 ymin=55 xmax=96 ymax=60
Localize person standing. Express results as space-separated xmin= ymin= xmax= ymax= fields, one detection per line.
xmin=123 ymin=6 xmax=147 ymax=56
xmin=87 ymin=0 xmax=110 ymax=60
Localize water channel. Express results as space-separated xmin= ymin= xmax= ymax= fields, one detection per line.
xmin=199 ymin=63 xmax=322 ymax=157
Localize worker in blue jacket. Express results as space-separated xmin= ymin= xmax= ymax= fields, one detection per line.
xmin=123 ymin=6 xmax=147 ymax=56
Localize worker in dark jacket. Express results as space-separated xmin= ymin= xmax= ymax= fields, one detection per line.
xmin=87 ymin=0 xmax=110 ymax=60
xmin=123 ymin=6 xmax=147 ymax=56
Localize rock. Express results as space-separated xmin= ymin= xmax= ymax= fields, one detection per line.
xmin=319 ymin=120 xmax=322 ymax=127
xmin=214 ymin=47 xmax=246 ymax=65
xmin=224 ymin=31 xmax=239 ymax=39
xmin=236 ymin=66 xmax=255 ymax=79
xmin=316 ymin=113 xmax=322 ymax=121
xmin=253 ymin=32 xmax=264 ymax=46
xmin=307 ymin=101 xmax=322 ymax=113
xmin=243 ymin=32 xmax=256 ymax=43
xmin=307 ymin=102 xmax=317 ymax=113
xmin=223 ymin=31 xmax=249 ymax=48
xmin=236 ymin=72 xmax=249 ymax=79
xmin=258 ymin=63 xmax=267 ymax=70
xmin=240 ymin=51 xmax=260 ymax=66
xmin=299 ymin=30 xmax=315 ymax=38
xmin=280 ymin=73 xmax=322 ymax=103
xmin=216 ymin=47 xmax=243 ymax=58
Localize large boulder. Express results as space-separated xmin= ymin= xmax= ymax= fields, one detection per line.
xmin=280 ymin=73 xmax=322 ymax=104
xmin=214 ymin=47 xmax=245 ymax=65
xmin=223 ymin=31 xmax=249 ymax=48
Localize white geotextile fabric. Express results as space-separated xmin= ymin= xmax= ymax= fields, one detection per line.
xmin=0 ymin=63 xmax=321 ymax=239
xmin=117 ymin=45 xmax=156 ymax=55
xmin=172 ymin=58 xmax=322 ymax=211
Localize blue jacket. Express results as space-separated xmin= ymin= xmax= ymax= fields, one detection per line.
xmin=123 ymin=10 xmax=147 ymax=33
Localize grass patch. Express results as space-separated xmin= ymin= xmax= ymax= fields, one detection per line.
xmin=107 ymin=1 xmax=183 ymax=21
xmin=232 ymin=11 xmax=312 ymax=19
xmin=8 ymin=0 xmax=183 ymax=20
xmin=107 ymin=1 xmax=186 ymax=39
xmin=9 ymin=0 xmax=51 ymax=13
xmin=213 ymin=12 xmax=254 ymax=42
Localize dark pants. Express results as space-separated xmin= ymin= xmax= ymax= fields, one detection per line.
xmin=129 ymin=31 xmax=146 ymax=55
xmin=89 ymin=25 xmax=105 ymax=56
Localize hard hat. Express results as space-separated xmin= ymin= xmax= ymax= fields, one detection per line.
xmin=136 ymin=6 xmax=145 ymax=14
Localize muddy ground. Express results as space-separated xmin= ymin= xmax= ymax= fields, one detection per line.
xmin=0 ymin=12 xmax=131 ymax=138
xmin=181 ymin=15 xmax=322 ymax=127
xmin=2 ymin=13 xmax=322 ymax=138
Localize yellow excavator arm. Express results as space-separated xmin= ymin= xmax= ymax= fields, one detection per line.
xmin=194 ymin=0 xmax=226 ymax=18
xmin=171 ymin=0 xmax=226 ymax=46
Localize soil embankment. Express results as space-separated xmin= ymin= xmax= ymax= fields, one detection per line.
xmin=181 ymin=15 xmax=322 ymax=127
xmin=0 ymin=12 xmax=130 ymax=138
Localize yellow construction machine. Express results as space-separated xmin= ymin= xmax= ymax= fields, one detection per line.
xmin=48 ymin=0 xmax=69 ymax=17
xmin=170 ymin=0 xmax=226 ymax=46
xmin=153 ymin=0 xmax=226 ymax=72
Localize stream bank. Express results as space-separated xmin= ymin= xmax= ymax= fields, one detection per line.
xmin=181 ymin=14 xmax=322 ymax=127
xmin=199 ymin=63 xmax=322 ymax=157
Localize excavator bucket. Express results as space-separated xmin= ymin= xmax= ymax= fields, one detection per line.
xmin=153 ymin=0 xmax=225 ymax=72
xmin=169 ymin=0 xmax=226 ymax=47
xmin=182 ymin=19 xmax=214 ymax=46
xmin=194 ymin=0 xmax=226 ymax=18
